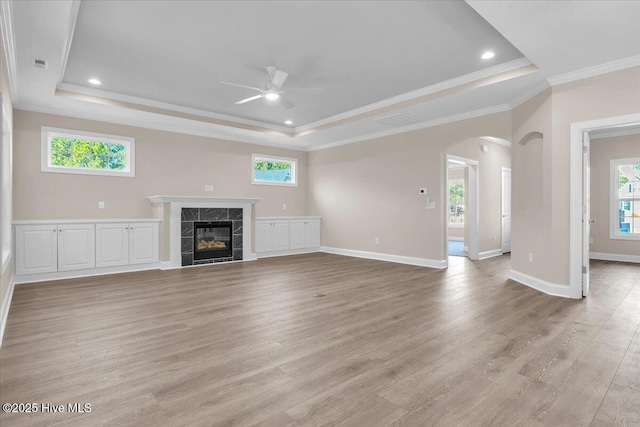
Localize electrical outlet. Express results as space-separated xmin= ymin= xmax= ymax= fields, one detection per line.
xmin=98 ymin=201 xmax=105 ymax=209
xmin=589 ymin=237 xmax=594 ymax=244
xmin=375 ymin=237 xmax=379 ymax=244
xmin=282 ymin=204 xmax=287 ymax=210
xmin=529 ymin=252 xmax=533 ymax=263
xmin=204 ymin=185 xmax=214 ymax=192
xmin=494 ymin=235 xmax=497 ymax=242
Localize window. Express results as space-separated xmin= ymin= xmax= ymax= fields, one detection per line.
xmin=449 ymin=179 xmax=465 ymax=227
xmin=41 ymin=127 xmax=135 ymax=177
xmin=252 ymin=154 xmax=297 ymax=186
xmin=610 ymin=158 xmax=640 ymax=239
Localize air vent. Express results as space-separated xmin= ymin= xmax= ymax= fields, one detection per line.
xmin=34 ymin=59 xmax=48 ymax=69
xmin=373 ymin=113 xmax=421 ymax=128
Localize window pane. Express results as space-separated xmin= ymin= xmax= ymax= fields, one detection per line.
xmin=449 ymin=182 xmax=465 ymax=225
xmin=618 ymin=200 xmax=640 ymax=234
xmin=51 ymin=136 xmax=72 ymax=153
xmin=50 ymin=136 xmax=128 ymax=171
xmin=254 ymin=159 xmax=293 ymax=183
xmin=618 ymin=165 xmax=635 ymax=197
xmin=50 ymin=150 xmax=72 ymax=166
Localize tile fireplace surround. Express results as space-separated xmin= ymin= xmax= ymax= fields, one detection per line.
xmin=147 ymin=196 xmax=261 ymax=268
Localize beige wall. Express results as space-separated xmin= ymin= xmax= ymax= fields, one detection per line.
xmin=13 ymin=110 xmax=308 ymax=220
xmin=1 ymin=31 xmax=13 ymax=318
xmin=511 ymin=89 xmax=553 ymax=281
xmin=549 ymin=66 xmax=640 ymax=284
xmin=590 ymin=133 xmax=640 ymax=256
xmin=307 ymin=111 xmax=512 ymax=262
xmin=448 ymin=138 xmax=511 ymax=254
xmin=511 ymin=66 xmax=640 ymax=286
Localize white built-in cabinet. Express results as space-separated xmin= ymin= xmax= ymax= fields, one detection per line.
xmin=256 ymin=217 xmax=321 ymax=255
xmin=15 ymin=223 xmax=95 ymax=275
xmin=57 ymin=224 xmax=96 ymax=272
xmin=96 ymin=222 xmax=159 ymax=267
xmin=255 ymin=220 xmax=290 ymax=252
xmin=14 ymin=220 xmax=159 ymax=280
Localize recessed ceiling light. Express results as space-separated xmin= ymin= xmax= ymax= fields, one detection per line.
xmin=88 ymin=78 xmax=102 ymax=85
xmin=481 ymin=51 xmax=495 ymax=60
xmin=265 ymin=92 xmax=280 ymax=101
xmin=284 ymin=120 xmax=293 ymax=125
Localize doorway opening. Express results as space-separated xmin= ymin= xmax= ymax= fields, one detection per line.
xmin=569 ymin=113 xmax=640 ymax=298
xmin=445 ymin=154 xmax=479 ymax=262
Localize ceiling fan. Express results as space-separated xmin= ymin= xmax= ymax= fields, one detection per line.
xmin=220 ymin=66 xmax=324 ymax=109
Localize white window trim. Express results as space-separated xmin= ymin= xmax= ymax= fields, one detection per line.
xmin=449 ymin=178 xmax=465 ymax=228
xmin=41 ymin=126 xmax=135 ymax=177
xmin=251 ymin=153 xmax=298 ymax=187
xmin=609 ymin=157 xmax=640 ymax=240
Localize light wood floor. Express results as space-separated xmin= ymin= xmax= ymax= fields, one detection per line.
xmin=1 ymin=254 xmax=639 ymax=426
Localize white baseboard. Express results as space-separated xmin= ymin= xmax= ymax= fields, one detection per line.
xmin=590 ymin=252 xmax=640 ymax=263
xmin=508 ymin=269 xmax=578 ymax=299
xmin=478 ymin=249 xmax=504 ymax=260
xmin=160 ymin=261 xmax=172 ymax=270
xmin=448 ymin=237 xmax=464 ymax=242
xmin=257 ymin=248 xmax=320 ymax=259
xmin=13 ymin=262 xmax=161 ymax=285
xmin=0 ymin=275 xmax=16 ymax=348
xmin=321 ymin=246 xmax=447 ymax=269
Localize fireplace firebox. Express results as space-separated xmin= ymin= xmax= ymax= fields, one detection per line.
xmin=193 ymin=221 xmax=233 ymax=260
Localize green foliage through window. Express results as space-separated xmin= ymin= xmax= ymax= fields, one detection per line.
xmin=449 ymin=181 xmax=465 ymax=225
xmin=50 ymin=137 xmax=127 ymax=171
xmin=253 ymin=157 xmax=295 ymax=184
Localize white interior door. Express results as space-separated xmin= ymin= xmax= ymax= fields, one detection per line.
xmin=502 ymin=168 xmax=512 ymax=253
xmin=582 ymin=132 xmax=591 ymax=296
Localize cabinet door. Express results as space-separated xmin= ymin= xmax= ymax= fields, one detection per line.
xmin=255 ymin=221 xmax=273 ymax=253
xmin=289 ymin=220 xmax=306 ymax=249
xmin=129 ymin=222 xmax=159 ymax=265
xmin=96 ymin=223 xmax=129 ymax=268
xmin=15 ymin=225 xmax=58 ymax=275
xmin=305 ymin=219 xmax=321 ymax=248
xmin=272 ymin=220 xmax=290 ymax=251
xmin=58 ymin=224 xmax=96 ymax=271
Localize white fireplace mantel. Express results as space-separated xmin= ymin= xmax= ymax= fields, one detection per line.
xmin=147 ymin=195 xmax=262 ymax=268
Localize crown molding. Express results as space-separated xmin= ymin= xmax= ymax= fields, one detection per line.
xmin=0 ymin=0 xmax=18 ymax=104
xmin=56 ymin=83 xmax=292 ymax=134
xmin=508 ymin=80 xmax=550 ymax=109
xmin=57 ymin=0 xmax=81 ymax=85
xmin=296 ymin=57 xmax=532 ymax=133
xmin=307 ymin=104 xmax=511 ymax=152
xmin=15 ymin=102 xmax=306 ymax=152
xmin=547 ymin=55 xmax=640 ymax=86
xmin=480 ymin=136 xmax=511 ymax=148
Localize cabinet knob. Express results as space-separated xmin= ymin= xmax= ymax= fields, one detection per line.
xmin=53 ymin=229 xmax=56 ymax=232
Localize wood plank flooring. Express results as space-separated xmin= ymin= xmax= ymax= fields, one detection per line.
xmin=0 ymin=253 xmax=639 ymax=426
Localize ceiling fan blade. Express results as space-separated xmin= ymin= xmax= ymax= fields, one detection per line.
xmin=279 ymin=96 xmax=295 ymax=109
xmin=235 ymin=94 xmax=264 ymax=105
xmin=220 ymin=81 xmax=264 ymax=92
xmin=284 ymin=87 xmax=325 ymax=95
xmin=271 ymin=69 xmax=288 ymax=90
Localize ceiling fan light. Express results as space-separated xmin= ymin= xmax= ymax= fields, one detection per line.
xmin=265 ymin=92 xmax=280 ymax=101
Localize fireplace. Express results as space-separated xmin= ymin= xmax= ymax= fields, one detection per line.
xmin=193 ymin=221 xmax=233 ymax=260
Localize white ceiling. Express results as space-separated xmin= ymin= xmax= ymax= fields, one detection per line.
xmin=6 ymin=0 xmax=640 ymax=151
